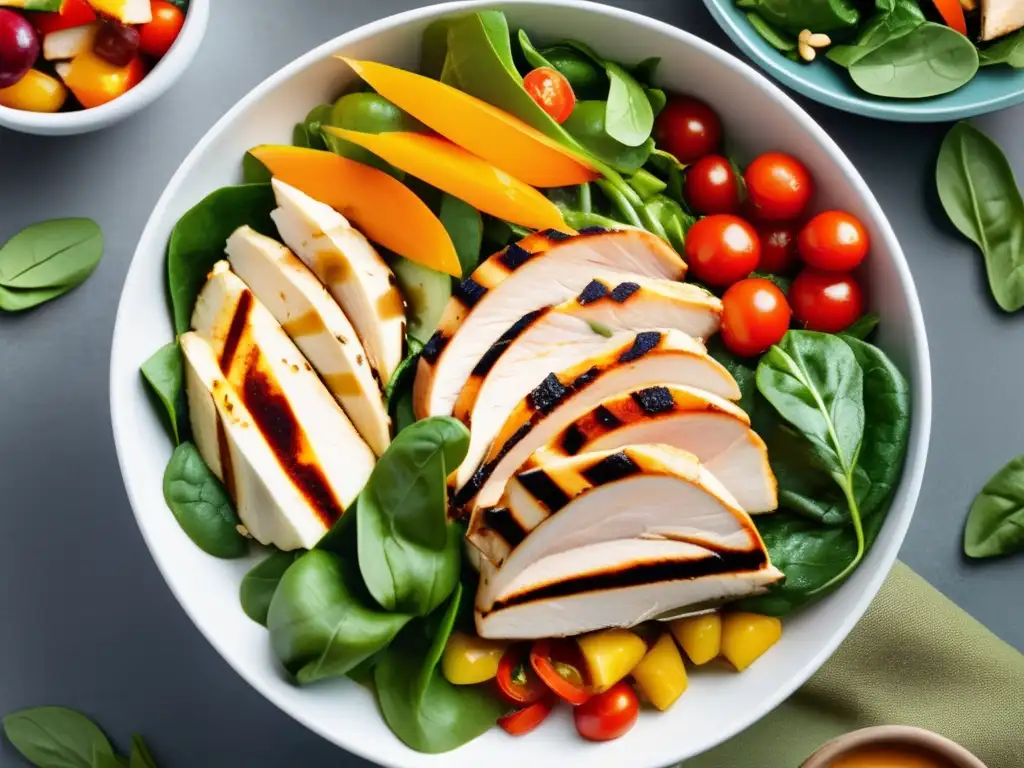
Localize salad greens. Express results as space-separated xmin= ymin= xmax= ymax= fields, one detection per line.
xmin=140 ymin=342 xmax=187 ymax=445
xmin=240 ymin=549 xmax=302 ymax=626
xmin=964 ymin=456 xmax=1024 ymax=559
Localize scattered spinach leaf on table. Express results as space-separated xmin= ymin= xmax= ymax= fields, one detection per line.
xmin=140 ymin=342 xmax=187 ymax=445
xmin=130 ymin=734 xmax=159 ymax=768
xmin=964 ymin=455 xmax=1024 ymax=559
xmin=3 ymin=706 xmax=119 ymax=768
xmin=0 ymin=283 xmax=70 ymax=312
xmin=0 ymin=217 xmax=103 ymax=290
xmin=240 ymin=549 xmax=302 ymax=626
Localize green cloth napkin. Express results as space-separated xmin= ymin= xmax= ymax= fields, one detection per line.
xmin=683 ymin=562 xmax=1024 ymax=768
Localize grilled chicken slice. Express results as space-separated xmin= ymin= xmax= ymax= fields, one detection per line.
xmin=452 ymin=329 xmax=740 ymax=515
xmin=470 ymin=444 xmax=765 ymax=574
xmin=475 ymin=537 xmax=782 ymax=639
xmin=981 ymin=0 xmax=1024 ymax=40
xmin=269 ymin=178 xmax=405 ymax=385
xmin=181 ymin=333 xmax=340 ymax=550
xmin=225 ymin=226 xmax=391 ymax=456
xmin=189 ymin=262 xmax=374 ymax=547
xmin=413 ymin=228 xmax=687 ymax=421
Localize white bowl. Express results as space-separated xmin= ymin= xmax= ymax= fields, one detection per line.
xmin=0 ymin=0 xmax=208 ymax=136
xmin=109 ymin=2 xmax=932 ymax=765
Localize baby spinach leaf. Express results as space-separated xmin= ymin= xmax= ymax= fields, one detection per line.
xmin=3 ymin=706 xmax=116 ymax=768
xmin=646 ymin=88 xmax=667 ymax=117
xmin=937 ymin=121 xmax=1024 ymax=313
xmin=439 ymin=193 xmax=484 ymax=277
xmin=167 ymin=184 xmax=277 ymax=334
xmin=736 ymin=0 xmax=860 ymax=33
xmin=564 ymin=101 xmax=653 ymax=175
xmin=267 ymin=549 xmax=412 ymax=683
xmin=0 ymin=283 xmax=69 ymax=312
xmin=541 ymin=45 xmax=607 ymax=100
xmin=420 ymin=19 xmax=452 ymax=79
xmin=241 ymin=152 xmax=271 ymax=184
xmin=374 ymin=583 xmax=507 ymax=753
xmin=979 ymin=29 xmax=1024 ymax=67
xmin=384 ymin=337 xmax=423 ymax=408
xmin=842 ymin=312 xmax=880 ymax=340
xmin=750 ymin=271 xmax=792 ymax=294
xmin=357 ymin=417 xmax=469 ymax=616
xmin=240 ymin=549 xmax=302 ymax=626
xmin=745 ymin=12 xmax=797 ymax=52
xmin=630 ymin=56 xmax=661 ymax=87
xmin=129 ymin=735 xmax=158 ymax=768
xmin=140 ymin=342 xmax=187 ymax=445
xmin=604 ymin=61 xmax=654 ymax=148
xmin=518 ymin=28 xmax=554 ymax=70
xmin=0 ymin=217 xmax=103 ymax=290
xmin=964 ymin=455 xmax=1024 ymax=559
xmin=163 ymin=442 xmax=248 ymax=559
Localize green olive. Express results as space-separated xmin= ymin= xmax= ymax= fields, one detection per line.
xmin=323 ymin=93 xmax=423 ymax=178
xmin=542 ymin=46 xmax=607 ymax=100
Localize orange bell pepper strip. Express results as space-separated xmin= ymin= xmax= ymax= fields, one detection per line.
xmin=339 ymin=57 xmax=598 ymax=189
xmin=323 ymin=128 xmax=573 ymax=234
xmin=931 ymin=0 xmax=967 ymax=35
xmin=56 ymin=51 xmax=144 ymax=109
xmin=248 ymin=145 xmax=462 ymax=277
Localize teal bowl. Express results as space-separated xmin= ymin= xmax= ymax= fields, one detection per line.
xmin=702 ymin=0 xmax=1024 ymax=121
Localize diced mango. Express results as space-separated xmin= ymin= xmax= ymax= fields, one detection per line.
xmin=670 ymin=613 xmax=722 ymax=666
xmin=339 ymin=58 xmax=598 ymax=188
xmin=721 ymin=613 xmax=782 ymax=672
xmin=323 ymin=128 xmax=573 ymax=233
xmin=86 ymin=0 xmax=151 ymax=24
xmin=249 ymin=145 xmax=461 ymax=277
xmin=441 ymin=631 xmax=506 ymax=685
xmin=0 ymin=69 xmax=66 ymax=113
xmin=631 ymin=633 xmax=688 ymax=711
xmin=576 ymin=628 xmax=646 ymax=693
xmin=56 ymin=51 xmax=143 ymax=109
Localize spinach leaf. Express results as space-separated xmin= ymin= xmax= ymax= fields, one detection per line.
xmin=964 ymin=456 xmax=1024 ymax=559
xmin=140 ymin=342 xmax=187 ymax=445
xmin=646 ymin=88 xmax=667 ymax=117
xmin=745 ymin=12 xmax=797 ymax=52
xmin=267 ymin=549 xmax=412 ymax=683
xmin=750 ymin=271 xmax=792 ymax=294
xmin=0 ymin=283 xmax=73 ymax=312
xmin=3 ymin=706 xmax=116 ymax=768
xmin=384 ymin=337 xmax=423 ymax=408
xmin=241 ymin=152 xmax=271 ymax=184
xmin=936 ymin=121 xmax=1024 ymax=313
xmin=842 ymin=312 xmax=880 ymax=340
xmin=357 ymin=417 xmax=469 ymax=616
xmin=541 ymin=45 xmax=607 ymax=100
xmin=564 ymin=101 xmax=653 ymax=175
xmin=374 ymin=583 xmax=507 ymax=753
xmin=979 ymin=29 xmax=1024 ymax=67
xmin=129 ymin=735 xmax=158 ymax=768
xmin=163 ymin=442 xmax=248 ymax=559
xmin=92 ymin=746 xmax=125 ymax=768
xmin=604 ymin=62 xmax=654 ymax=148
xmin=439 ymin=193 xmax=484 ymax=276
xmin=240 ymin=549 xmax=301 ymax=626
xmin=826 ymin=0 xmax=925 ymax=69
xmin=167 ymin=184 xmax=277 ymax=334
xmin=420 ymin=19 xmax=451 ymax=79
xmin=630 ymin=56 xmax=661 ymax=87
xmin=0 ymin=217 xmax=103 ymax=290
xmin=735 ymin=0 xmax=860 ymax=33
xmin=292 ymin=123 xmax=314 ymax=149
xmin=642 ymin=194 xmax=692 ymax=253
xmin=518 ymin=29 xmax=554 ymax=70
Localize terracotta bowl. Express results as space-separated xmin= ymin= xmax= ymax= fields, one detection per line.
xmin=802 ymin=726 xmax=987 ymax=768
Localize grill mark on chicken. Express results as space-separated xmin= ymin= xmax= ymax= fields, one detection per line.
xmin=470 ymin=309 xmax=546 ymax=378
xmin=618 ymin=331 xmax=663 ymax=363
xmin=421 ymin=331 xmax=449 ymax=365
xmin=454 ymin=421 xmax=534 ymax=511
xmin=518 ymin=469 xmax=571 ymax=514
xmin=498 ymin=243 xmax=534 ymax=271
xmin=220 ymin=289 xmax=253 ymax=372
xmin=593 ymin=405 xmax=621 ymax=428
xmin=570 ymin=366 xmax=601 ymax=391
xmin=482 ymin=507 xmax=526 ymax=548
xmin=528 ymin=373 xmax=570 ymax=415
xmin=576 ymin=280 xmax=610 ymax=306
xmin=610 ymin=282 xmax=640 ymax=302
xmin=580 ymin=451 xmax=641 ymax=486
xmin=579 ymin=226 xmax=609 ymax=235
xmin=453 ymin=277 xmax=488 ymax=309
xmin=632 ymin=386 xmax=675 ymax=415
xmin=559 ymin=424 xmax=587 ymax=456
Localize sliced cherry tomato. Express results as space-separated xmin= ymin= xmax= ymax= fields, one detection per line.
xmin=798 ymin=210 xmax=869 ymax=272
xmin=138 ymin=0 xmax=184 ymax=59
xmin=684 ymin=154 xmax=740 ymax=215
xmin=721 ymin=278 xmax=792 ymax=357
xmin=684 ymin=214 xmax=760 ymax=288
xmin=523 ymin=66 xmax=576 ymax=124
xmin=755 ymin=222 xmax=799 ymax=275
xmin=790 ymin=269 xmax=864 ymax=333
xmin=932 ymin=0 xmax=967 ymax=35
xmin=497 ymin=643 xmax=548 ymax=705
xmin=530 ymin=638 xmax=591 ymax=705
xmin=573 ymin=681 xmax=639 ymax=742
xmin=498 ymin=697 xmax=556 ymax=736
xmin=653 ymin=95 xmax=722 ymax=163
xmin=28 ymin=0 xmax=97 ymax=36
xmin=744 ymin=152 xmax=814 ymax=221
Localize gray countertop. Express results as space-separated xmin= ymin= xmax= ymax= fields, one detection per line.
xmin=1 ymin=1 xmax=1022 ymax=765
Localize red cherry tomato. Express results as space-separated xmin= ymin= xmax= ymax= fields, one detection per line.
xmin=790 ymin=269 xmax=864 ymax=333
xmin=28 ymin=0 xmax=96 ymax=36
xmin=653 ymin=95 xmax=722 ymax=163
xmin=573 ymin=682 xmax=639 ymax=742
xmin=755 ymin=222 xmax=799 ymax=275
xmin=684 ymin=214 xmax=760 ymax=288
xmin=684 ymin=154 xmax=740 ymax=215
xmin=523 ymin=66 xmax=576 ymax=124
xmin=798 ymin=210 xmax=869 ymax=272
xmin=497 ymin=644 xmax=548 ymax=706
xmin=498 ymin=697 xmax=556 ymax=737
xmin=721 ymin=278 xmax=792 ymax=357
xmin=744 ymin=152 xmax=814 ymax=221
xmin=138 ymin=0 xmax=185 ymax=59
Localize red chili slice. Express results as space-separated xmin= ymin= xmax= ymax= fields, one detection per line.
xmin=529 ymin=638 xmax=591 ymax=706
xmin=497 ymin=697 xmax=556 ymax=736
xmin=497 ymin=643 xmax=548 ymax=705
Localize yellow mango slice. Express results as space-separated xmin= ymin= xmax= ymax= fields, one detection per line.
xmin=249 ymin=145 xmax=461 ymax=277
xmin=324 ymin=128 xmax=572 ymax=234
xmin=670 ymin=613 xmax=722 ymax=666
xmin=721 ymin=612 xmax=782 ymax=672
xmin=441 ymin=631 xmax=506 ymax=685
xmin=632 ymin=633 xmax=688 ymax=711
xmin=339 ymin=57 xmax=598 ymax=188
xmin=576 ymin=628 xmax=647 ymax=693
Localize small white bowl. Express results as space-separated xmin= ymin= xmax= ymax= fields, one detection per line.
xmin=0 ymin=0 xmax=208 ymax=136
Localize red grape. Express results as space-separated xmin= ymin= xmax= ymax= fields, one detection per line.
xmin=0 ymin=10 xmax=40 ymax=89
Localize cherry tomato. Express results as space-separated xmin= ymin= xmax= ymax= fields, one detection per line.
xmin=798 ymin=210 xmax=869 ymax=272
xmin=790 ymin=269 xmax=864 ymax=333
xmin=497 ymin=644 xmax=548 ymax=705
xmin=653 ymin=95 xmax=722 ymax=163
xmin=684 ymin=214 xmax=760 ymax=288
xmin=684 ymin=155 xmax=740 ymax=215
xmin=498 ymin=697 xmax=556 ymax=737
xmin=932 ymin=0 xmax=967 ymax=35
xmin=755 ymin=222 xmax=799 ymax=275
xmin=721 ymin=278 xmax=792 ymax=357
xmin=28 ymin=0 xmax=97 ymax=36
xmin=138 ymin=0 xmax=185 ymax=59
xmin=523 ymin=66 xmax=576 ymax=124
xmin=744 ymin=152 xmax=814 ymax=221
xmin=573 ymin=681 xmax=639 ymax=742
xmin=530 ymin=638 xmax=591 ymax=705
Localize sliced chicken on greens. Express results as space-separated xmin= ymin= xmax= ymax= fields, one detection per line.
xmin=225 ymin=226 xmax=391 ymax=456
xmin=981 ymin=0 xmax=1024 ymax=40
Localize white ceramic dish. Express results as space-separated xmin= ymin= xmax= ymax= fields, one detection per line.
xmin=109 ymin=2 xmax=932 ymax=765
xmin=0 ymin=0 xmax=209 ymax=136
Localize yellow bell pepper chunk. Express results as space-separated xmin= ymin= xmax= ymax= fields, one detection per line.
xmin=56 ymin=51 xmax=144 ymax=109
xmin=0 ymin=70 xmax=67 ymax=113
xmin=670 ymin=613 xmax=722 ymax=666
xmin=576 ymin=628 xmax=646 ymax=693
xmin=441 ymin=631 xmax=506 ymax=685
xmin=721 ymin=613 xmax=782 ymax=672
xmin=631 ymin=633 xmax=688 ymax=711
